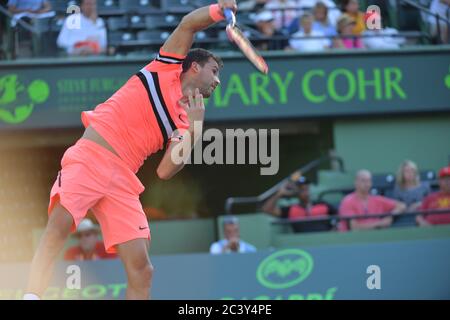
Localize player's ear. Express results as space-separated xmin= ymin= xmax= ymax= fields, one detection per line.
xmin=191 ymin=61 xmax=201 ymax=73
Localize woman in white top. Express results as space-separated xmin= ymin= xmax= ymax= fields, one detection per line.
xmin=57 ymin=0 xmax=107 ymax=56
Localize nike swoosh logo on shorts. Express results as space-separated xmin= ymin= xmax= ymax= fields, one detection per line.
xmin=139 ymin=226 xmax=148 ymax=230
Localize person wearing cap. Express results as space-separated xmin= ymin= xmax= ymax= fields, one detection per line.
xmin=338 ymin=170 xmax=406 ymax=231
xmin=254 ymin=10 xmax=289 ymax=51
xmin=333 ymin=13 xmax=364 ymax=49
xmin=64 ymin=218 xmax=117 ymax=261
xmin=210 ymin=216 xmax=257 ymax=254
xmin=262 ymin=173 xmax=336 ymax=228
xmin=416 ymin=166 xmax=450 ymax=226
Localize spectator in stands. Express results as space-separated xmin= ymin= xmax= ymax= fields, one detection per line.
xmin=392 ymin=160 xmax=431 ymax=212
xmin=289 ymin=13 xmax=329 ymax=51
xmin=333 ymin=14 xmax=364 ymax=49
xmin=254 ymin=10 xmax=289 ymax=51
xmin=64 ymin=218 xmax=117 ymax=261
xmin=416 ymin=166 xmax=450 ymax=226
xmin=57 ymin=0 xmax=107 ymax=56
xmin=262 ymin=175 xmax=336 ymax=223
xmin=339 ymin=169 xmax=406 ymax=231
xmin=265 ymin=0 xmax=299 ymax=31
xmin=428 ymin=0 xmax=450 ymax=44
xmin=7 ymin=0 xmax=51 ymax=14
xmin=362 ymin=11 xmax=405 ymax=49
xmin=210 ymin=216 xmax=257 ymax=254
xmin=288 ymin=2 xmax=337 ymax=39
xmin=340 ymin=0 xmax=365 ymax=35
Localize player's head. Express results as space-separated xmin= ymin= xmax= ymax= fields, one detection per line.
xmin=181 ymin=48 xmax=223 ymax=98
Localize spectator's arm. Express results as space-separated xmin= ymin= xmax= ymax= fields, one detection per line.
xmin=162 ymin=0 xmax=236 ymax=56
xmin=33 ymin=1 xmax=51 ymax=13
xmin=57 ymin=22 xmax=76 ymax=54
xmin=349 ymin=218 xmax=388 ymax=230
xmin=8 ymin=2 xmax=27 ymax=14
xmin=261 ymin=191 xmax=283 ymax=217
xmin=391 ymin=200 xmax=407 ymax=215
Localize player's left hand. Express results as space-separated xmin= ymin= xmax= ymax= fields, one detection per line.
xmin=218 ymin=0 xmax=237 ymax=14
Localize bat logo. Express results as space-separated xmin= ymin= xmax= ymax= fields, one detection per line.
xmin=256 ymin=249 xmax=314 ymax=289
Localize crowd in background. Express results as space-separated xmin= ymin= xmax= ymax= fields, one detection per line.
xmin=0 ymin=0 xmax=449 ymax=59
xmin=262 ymin=160 xmax=450 ymax=233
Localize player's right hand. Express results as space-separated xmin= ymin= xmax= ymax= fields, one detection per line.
xmin=181 ymin=88 xmax=205 ymax=130
xmin=218 ymin=0 xmax=237 ymax=14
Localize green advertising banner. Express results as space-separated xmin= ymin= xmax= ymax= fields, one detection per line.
xmin=1 ymin=238 xmax=450 ymax=299
xmin=0 ymin=47 xmax=449 ymax=129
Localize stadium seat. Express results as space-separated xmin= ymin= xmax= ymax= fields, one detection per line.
xmin=97 ymin=0 xmax=120 ymax=14
xmin=129 ymin=15 xmax=146 ymax=29
xmin=107 ymin=16 xmax=128 ymax=31
xmin=420 ymin=170 xmax=436 ymax=182
xmin=108 ymin=31 xmax=136 ymax=45
xmin=119 ymin=0 xmax=159 ymax=14
xmin=160 ymin=0 xmax=196 ymax=14
xmin=371 ymin=173 xmax=396 ymax=194
xmin=136 ymin=30 xmax=169 ymax=42
xmin=48 ymin=0 xmax=71 ymax=14
xmin=144 ymin=14 xmax=179 ymax=29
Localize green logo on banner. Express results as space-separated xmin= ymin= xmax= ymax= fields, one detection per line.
xmin=0 ymin=74 xmax=50 ymax=124
xmin=256 ymin=249 xmax=314 ymax=290
xmin=445 ymin=66 xmax=450 ymax=89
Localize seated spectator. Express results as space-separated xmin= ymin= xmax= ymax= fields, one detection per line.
xmin=264 ymin=0 xmax=299 ymax=31
xmin=339 ymin=169 xmax=406 ymax=231
xmin=210 ymin=216 xmax=257 ymax=254
xmin=428 ymin=0 xmax=449 ymax=44
xmin=362 ymin=12 xmax=405 ymax=49
xmin=8 ymin=0 xmax=51 ymax=14
xmin=333 ymin=14 xmax=364 ymax=49
xmin=262 ymin=175 xmax=336 ymax=230
xmin=254 ymin=10 xmax=289 ymax=51
xmin=64 ymin=218 xmax=118 ymax=261
xmin=289 ymin=13 xmax=329 ymax=51
xmin=392 ymin=160 xmax=431 ymax=212
xmin=416 ymin=166 xmax=450 ymax=226
xmin=340 ymin=0 xmax=366 ymax=35
xmin=288 ymin=2 xmax=337 ymax=39
xmin=57 ymin=0 xmax=107 ymax=56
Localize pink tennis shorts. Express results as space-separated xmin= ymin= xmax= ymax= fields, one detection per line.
xmin=48 ymin=138 xmax=150 ymax=253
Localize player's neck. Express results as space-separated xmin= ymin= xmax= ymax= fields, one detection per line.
xmin=180 ymin=73 xmax=197 ymax=97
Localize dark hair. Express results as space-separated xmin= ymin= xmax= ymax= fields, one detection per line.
xmin=182 ymin=48 xmax=223 ymax=74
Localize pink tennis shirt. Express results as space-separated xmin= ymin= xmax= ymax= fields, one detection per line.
xmin=81 ymin=48 xmax=190 ymax=173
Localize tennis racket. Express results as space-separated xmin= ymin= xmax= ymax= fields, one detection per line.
xmin=223 ymin=8 xmax=269 ymax=75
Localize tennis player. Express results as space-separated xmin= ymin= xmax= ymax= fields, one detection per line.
xmin=24 ymin=0 xmax=237 ymax=300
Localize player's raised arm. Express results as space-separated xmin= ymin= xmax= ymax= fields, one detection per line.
xmin=161 ymin=0 xmax=237 ymax=57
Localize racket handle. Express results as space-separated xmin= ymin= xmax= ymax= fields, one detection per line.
xmin=223 ymin=8 xmax=236 ymax=27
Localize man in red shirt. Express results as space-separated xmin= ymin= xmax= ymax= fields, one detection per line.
xmin=262 ymin=175 xmax=336 ymax=231
xmin=416 ymin=166 xmax=450 ymax=226
xmin=64 ymin=218 xmax=117 ymax=261
xmin=339 ymin=169 xmax=406 ymax=231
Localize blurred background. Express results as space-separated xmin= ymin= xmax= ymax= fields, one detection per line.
xmin=0 ymin=0 xmax=449 ymax=299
